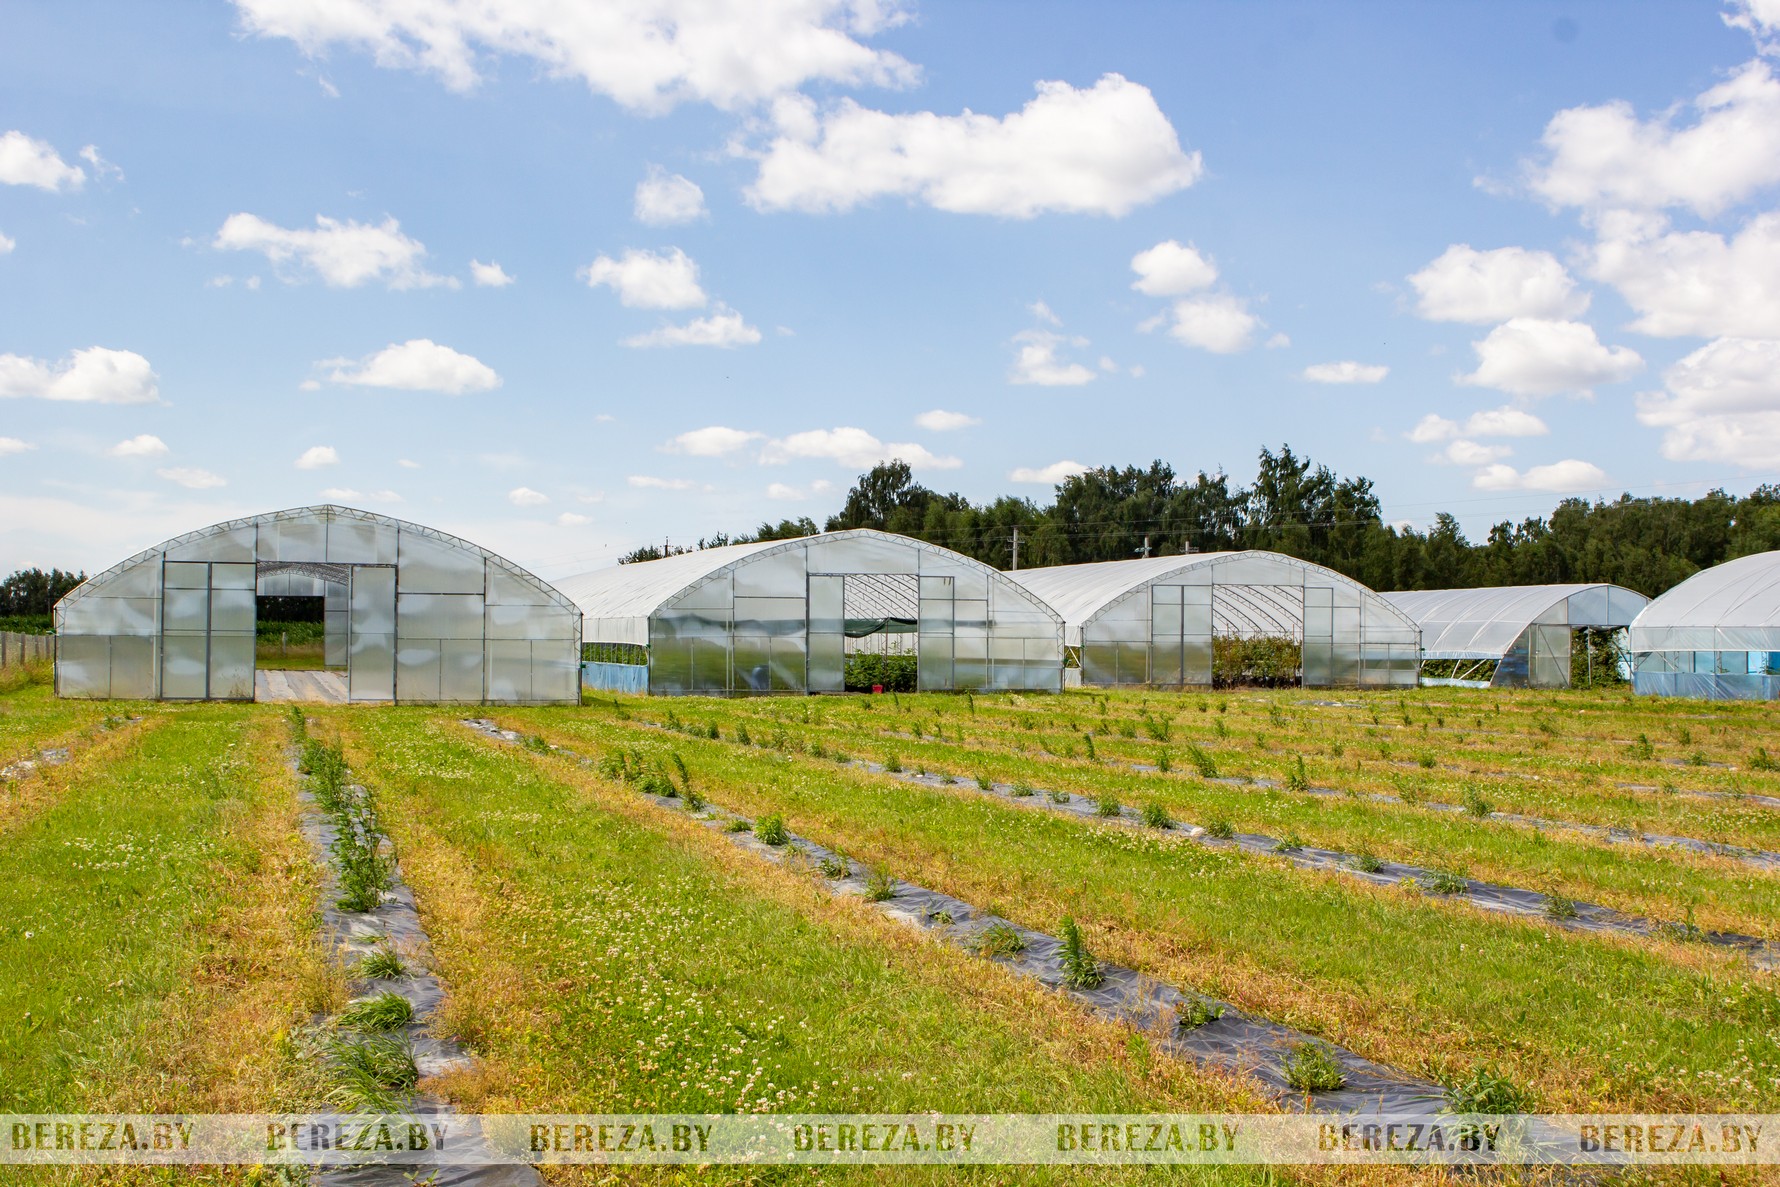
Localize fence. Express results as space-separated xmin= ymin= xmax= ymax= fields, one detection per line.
xmin=0 ymin=631 xmax=55 ymax=669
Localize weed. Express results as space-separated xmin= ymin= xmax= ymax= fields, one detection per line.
xmin=817 ymin=853 xmax=850 ymax=879
xmin=1443 ymin=1065 xmax=1534 ymax=1114
xmin=975 ymin=772 xmax=993 ymax=790
xmin=324 ymin=1032 xmax=419 ymax=1113
xmin=1463 ymin=789 xmax=1493 ymax=819
xmin=1284 ymin=755 xmax=1309 ymax=792
xmin=725 ymin=817 xmax=752 ymax=833
xmin=1058 ymin=916 xmax=1104 ymax=989
xmin=357 ymin=945 xmax=406 ymax=980
xmin=1095 ymin=793 xmax=1123 ymax=818
xmin=1185 ymin=744 xmax=1219 ymax=779
xmin=1046 ymin=788 xmax=1071 ymax=805
xmin=1543 ymin=891 xmax=1580 ymax=920
xmin=1178 ymin=998 xmax=1224 ymax=1029
xmin=1011 ymin=781 xmax=1036 ymax=797
xmin=883 ymin=753 xmax=903 ymax=774
xmin=1272 ymin=834 xmax=1305 ymax=854
xmin=1155 ymin=749 xmax=1172 ymax=774
xmin=864 ymin=865 xmax=897 ymax=902
xmin=1421 ymin=869 xmax=1468 ymax=895
xmin=1140 ymin=801 xmax=1175 ymax=830
xmin=1203 ymin=817 xmax=1235 ymax=840
xmin=1282 ymin=1041 xmax=1346 ymax=1093
xmin=975 ymin=922 xmax=1028 ymax=957
xmin=338 ymin=991 xmax=414 ymax=1032
xmin=1350 ymin=850 xmax=1385 ymax=874
xmin=753 ymin=813 xmax=790 ymax=846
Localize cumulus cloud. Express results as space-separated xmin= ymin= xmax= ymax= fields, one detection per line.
xmin=1524 ymin=59 xmax=1780 ymax=217
xmin=470 ymin=259 xmax=515 ymax=287
xmin=1303 ymin=361 xmax=1388 ymax=384
xmin=760 ymin=426 xmax=960 ymax=470
xmin=157 ymin=467 xmax=227 ymax=490
xmin=622 ymin=306 xmax=761 ymax=348
xmin=295 ymin=445 xmax=339 ymax=469
xmin=1010 ymin=459 xmax=1089 ymax=484
xmin=319 ymin=487 xmax=361 ymax=501
xmin=1472 ymin=459 xmax=1609 ymax=493
xmin=744 ymin=74 xmax=1201 ymax=218
xmin=0 ymin=131 xmax=84 ymax=191
xmin=0 ymin=231 xmax=14 ymax=255
xmin=583 ymin=247 xmax=706 ymax=309
xmin=1408 ymin=244 xmax=1589 ymax=323
xmin=1158 ymin=294 xmax=1260 ymax=353
xmin=508 ymin=487 xmax=550 ymax=506
xmin=0 ymin=347 xmax=160 ymax=404
xmin=1459 ymin=318 xmax=1642 ymax=397
xmin=663 ymin=425 xmax=763 ymax=456
xmin=214 ymin=213 xmax=450 ymax=289
xmin=107 ymin=434 xmax=169 ymax=458
xmin=1130 ymin=240 xmax=1217 ymax=295
xmin=1010 ymin=330 xmax=1094 ymax=386
xmin=1635 ymin=336 xmax=1780 ymax=466
xmin=765 ymin=482 xmax=807 ymax=500
xmin=1585 ymin=209 xmax=1780 ymax=338
xmin=231 ymin=0 xmax=918 ymax=112
xmin=78 ymin=144 xmax=122 ymax=182
xmin=1410 ymin=406 xmax=1550 ymax=445
xmin=326 ymin=339 xmax=501 ymax=394
xmin=0 ymin=437 xmax=34 ymax=456
xmin=1435 ymin=440 xmax=1512 ymax=466
xmin=557 ymin=511 xmax=591 ymax=526
xmin=628 ymin=474 xmax=696 ymax=490
xmin=635 ymin=166 xmax=707 ymax=225
xmin=914 ymin=409 xmax=980 ymax=431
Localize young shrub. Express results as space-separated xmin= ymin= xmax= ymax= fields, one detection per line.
xmin=1421 ymin=869 xmax=1468 ymax=895
xmin=1416 ymin=752 xmax=1436 ymax=770
xmin=817 ymin=853 xmax=850 ymax=879
xmin=1177 ymin=998 xmax=1224 ymax=1029
xmin=1095 ymin=793 xmax=1123 ymax=818
xmin=1542 ymin=891 xmax=1579 ymax=920
xmin=1140 ymin=800 xmax=1175 ymax=829
xmin=1083 ymin=734 xmax=1098 ymax=762
xmin=1688 ymin=751 xmax=1709 ymax=767
xmin=1271 ymin=834 xmax=1304 ymax=854
xmin=1284 ymin=755 xmax=1309 ymax=793
xmin=1350 ymin=849 xmax=1385 ymax=874
xmin=1057 ymin=916 xmax=1104 ymax=989
xmin=1749 ymin=747 xmax=1777 ymax=771
xmin=670 ymin=751 xmax=692 ymax=790
xmin=1203 ymin=817 xmax=1235 ymax=840
xmin=522 ymin=733 xmax=552 ymax=754
xmin=882 ymin=752 xmax=903 ymax=774
xmin=1145 ymin=716 xmax=1172 ymax=743
xmin=864 ymin=865 xmax=897 ymax=902
xmin=1046 ymin=788 xmax=1071 ymax=805
xmin=1010 ymin=780 xmax=1036 ymax=797
xmin=735 ymin=723 xmax=752 ymax=747
xmin=1155 ymin=749 xmax=1172 ymax=774
xmin=1282 ymin=1041 xmax=1346 ymax=1093
xmin=1462 ymin=788 xmax=1493 ymax=819
xmin=339 ymin=991 xmax=414 ymax=1032
xmin=974 ymin=772 xmax=993 ymax=790
xmin=1443 ymin=1065 xmax=1534 ymax=1114
xmin=358 ymin=945 xmax=406 ymax=980
xmin=974 ymin=921 xmax=1028 ymax=957
xmin=638 ymin=771 xmax=677 ymax=798
xmin=725 ymin=817 xmax=752 ymax=833
xmin=1185 ymin=745 xmax=1219 ymax=779
xmin=1117 ymin=721 xmax=1137 ymax=740
xmin=1213 ymin=719 xmax=1230 ymax=739
xmin=753 ymin=813 xmax=790 ymax=846
xmin=683 ymin=786 xmax=707 ymax=811
xmin=705 ymin=721 xmax=720 ymax=740
xmin=1676 ymin=726 xmax=1693 ymax=746
xmin=596 ymin=751 xmax=628 ymax=782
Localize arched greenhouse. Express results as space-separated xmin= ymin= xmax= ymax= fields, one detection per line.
xmin=1629 ymin=551 xmax=1780 ymax=699
xmin=1383 ymin=583 xmax=1649 ymax=689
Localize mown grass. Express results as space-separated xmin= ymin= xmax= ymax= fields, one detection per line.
xmin=504 ymin=706 xmax=1780 ymax=1116
xmin=617 ymin=693 xmax=1780 ymax=941
xmin=334 ymin=709 xmax=1292 ymax=1186
xmin=0 ymin=675 xmax=124 ymax=770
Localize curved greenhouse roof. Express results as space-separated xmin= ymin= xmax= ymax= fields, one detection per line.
xmin=1629 ymin=552 xmax=1780 ymax=655
xmin=1384 ymin=584 xmax=1648 ymax=662
xmin=55 ymin=505 xmax=581 ymax=704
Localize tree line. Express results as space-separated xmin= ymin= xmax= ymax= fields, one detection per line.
xmin=625 ymin=446 xmax=1780 ymax=599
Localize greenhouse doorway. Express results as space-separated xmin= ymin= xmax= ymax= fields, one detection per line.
xmin=1212 ymin=584 xmax=1309 ymax=689
xmin=809 ymin=573 xmax=920 ymax=692
xmin=251 ymin=561 xmax=380 ymax=703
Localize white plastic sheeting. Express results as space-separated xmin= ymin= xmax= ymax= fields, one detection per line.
xmin=1386 ymin=585 xmax=1648 ymax=660
xmin=1630 ymin=551 xmax=1780 ymax=699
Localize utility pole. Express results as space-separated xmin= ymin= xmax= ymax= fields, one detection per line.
xmin=1010 ymin=526 xmax=1020 ymax=571
xmin=1137 ymin=534 xmax=1151 ymax=559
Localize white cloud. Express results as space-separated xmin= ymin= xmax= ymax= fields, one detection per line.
xmin=1524 ymin=60 xmax=1780 ymax=217
xmin=1130 ymin=240 xmax=1217 ymax=296
xmin=628 ymin=475 xmax=696 ymax=490
xmin=1010 ymin=330 xmax=1095 ymax=386
xmin=231 ymin=0 xmax=918 ymax=112
xmin=1585 ymin=209 xmax=1780 ymax=338
xmin=1459 ymin=318 xmax=1642 ymax=397
xmin=508 ymin=486 xmax=550 ymax=506
xmin=760 ymin=426 xmax=960 ymax=470
xmin=0 ymin=437 xmax=34 ymax=456
xmin=1411 ymin=406 xmax=1549 ymax=445
xmin=0 ymin=347 xmax=160 ymax=404
xmin=470 ymin=259 xmax=515 ymax=287
xmin=635 ymin=166 xmax=707 ymax=225
xmin=213 ymin=213 xmax=450 ymax=289
xmin=622 ymin=306 xmax=761 ymax=348
xmin=1161 ymin=295 xmax=1260 ymax=353
xmin=1436 ymin=440 xmax=1512 ymax=466
xmin=663 ymin=425 xmax=763 ymax=456
xmin=915 ymin=409 xmax=980 ymax=431
xmin=1636 ymin=336 xmax=1780 ymax=466
xmin=557 ymin=511 xmax=591 ymax=526
xmin=398 ymin=458 xmax=421 ymax=469
xmin=366 ymin=489 xmax=403 ymax=503
xmin=583 ymin=247 xmax=706 ymax=309
xmin=157 ymin=467 xmax=227 ymax=490
xmin=1408 ymin=244 xmax=1589 ymax=323
xmin=745 ymin=74 xmax=1201 ymax=218
xmin=107 ymin=434 xmax=169 ymax=458
xmin=1010 ymin=459 xmax=1088 ymax=484
xmin=0 ymin=131 xmax=84 ymax=191
xmin=78 ymin=144 xmax=122 ymax=182
xmin=1303 ymin=360 xmax=1388 ymax=384
xmin=0 ymin=231 xmax=14 ymax=255
xmin=295 ymin=445 xmax=340 ymax=469
xmin=1406 ymin=414 xmax=1460 ymax=444
xmin=1028 ymin=299 xmax=1061 ymax=326
xmin=1263 ymin=332 xmax=1290 ymax=350
xmin=1472 ymin=459 xmax=1609 ymax=493
xmin=765 ymin=482 xmax=806 ymax=500
xmin=326 ymin=339 xmax=501 ymax=394
xmin=320 ymin=487 xmax=361 ymax=500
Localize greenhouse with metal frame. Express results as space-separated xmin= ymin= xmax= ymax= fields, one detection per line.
xmin=1383 ymin=583 xmax=1649 ymax=689
xmin=558 ymin=529 xmax=1064 ymax=695
xmin=53 ymin=504 xmax=582 ymax=704
xmin=1004 ymin=551 xmax=1421 ymax=689
xmin=1628 ymin=551 xmax=1780 ymax=699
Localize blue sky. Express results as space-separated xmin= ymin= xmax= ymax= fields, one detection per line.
xmin=4 ymin=0 xmax=1779 ymax=580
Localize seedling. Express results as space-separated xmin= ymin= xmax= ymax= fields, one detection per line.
xmin=1443 ymin=1065 xmax=1534 ymax=1114
xmin=974 ymin=921 xmax=1028 ymax=957
xmin=864 ymin=865 xmax=897 ymax=902
xmin=1095 ymin=793 xmax=1123 ymax=818
xmin=1178 ymin=998 xmax=1224 ymax=1029
xmin=817 ymin=853 xmax=850 ymax=879
xmin=1203 ymin=817 xmax=1235 ymax=840
xmin=1140 ymin=801 xmax=1174 ymax=830
xmin=339 ymin=991 xmax=414 ymax=1032
xmin=325 ymin=1033 xmax=419 ymax=1113
xmin=1462 ymin=789 xmax=1493 ymax=819
xmin=975 ymin=773 xmax=993 ymax=790
xmin=753 ymin=813 xmax=790 ymax=846
xmin=1271 ymin=834 xmax=1305 ymax=854
xmin=883 ymin=753 xmax=903 ymax=773
xmin=725 ymin=817 xmax=752 ymax=833
xmin=1421 ymin=869 xmax=1468 ymax=895
xmin=1542 ymin=891 xmax=1579 ymax=920
xmin=1155 ymin=749 xmax=1172 ymax=774
xmin=1750 ymin=747 xmax=1777 ymax=771
xmin=1185 ymin=745 xmax=1219 ymax=779
xmin=926 ymin=907 xmax=955 ymax=926
xmin=357 ymin=945 xmax=406 ymax=980
xmin=1284 ymin=756 xmax=1309 ymax=792
xmin=1350 ymin=850 xmax=1385 ymax=874
xmin=1058 ymin=916 xmax=1104 ymax=989
xmin=1011 ymin=781 xmax=1036 ymax=797
xmin=683 ymin=787 xmax=707 ymax=811
xmin=1046 ymin=788 xmax=1071 ymax=805
xmin=1282 ymin=1041 xmax=1346 ymax=1093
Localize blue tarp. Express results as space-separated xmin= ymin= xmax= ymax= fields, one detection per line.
xmin=582 ymin=661 xmax=647 ymax=694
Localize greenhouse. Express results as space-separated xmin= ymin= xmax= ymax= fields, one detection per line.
xmin=1383 ymin=583 xmax=1649 ymax=689
xmin=1629 ymin=551 xmax=1780 ymax=699
xmin=54 ymin=505 xmax=582 ymax=703
xmin=1004 ymin=551 xmax=1420 ymax=689
xmin=558 ymin=530 xmax=1064 ymax=695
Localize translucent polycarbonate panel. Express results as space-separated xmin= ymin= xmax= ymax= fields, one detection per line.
xmin=1212 ymin=556 xmax=1296 ymax=585
xmin=485 ymin=564 xmax=553 ymax=606
xmin=164 ymin=587 xmax=209 ymax=634
xmin=955 ymin=600 xmax=989 ymax=631
xmin=655 ymin=608 xmax=731 ymax=640
xmin=808 ymin=574 xmax=844 ymax=632
xmin=165 ymin=562 xmax=209 ymax=589
xmin=99 ymin=556 xmax=161 ymax=599
xmin=56 ymin=635 xmax=110 ymax=698
xmin=954 ymin=659 xmax=988 ymax=690
xmin=1151 ymin=584 xmax=1181 ymax=606
xmin=109 ymin=635 xmax=157 ymax=699
xmin=990 ymin=635 xmax=1026 ymax=663
xmin=807 ymin=574 xmax=844 ymax=693
xmin=485 ymin=639 xmax=531 ymax=703
xmin=168 ymin=524 xmax=254 ymax=563
xmin=649 ymin=637 xmax=692 ymax=694
xmin=1082 ymin=641 xmax=1117 ymax=686
xmin=1333 ymin=606 xmax=1360 ymax=642
xmin=1152 ymin=601 xmax=1183 ymax=638
xmin=1331 ymin=642 xmax=1362 ymax=686
xmin=672 ymin=573 xmax=733 ymax=611
xmin=689 ymin=637 xmax=728 ymax=691
xmin=808 ymin=630 xmax=844 ymax=692
xmin=349 ymin=634 xmax=395 ymax=701
xmin=1152 ymin=642 xmax=1183 ymax=686
xmin=733 ymin=548 xmax=806 ymax=598
xmin=1529 ymin=624 xmax=1570 ymax=689
xmin=348 ymin=518 xmax=400 ymax=565
xmin=1097 ymin=607 xmax=1147 ymax=642
xmin=1357 ymin=650 xmax=1393 ymax=688
xmin=351 ymin=567 xmax=397 ymax=635
xmin=954 ymin=633 xmax=988 ymax=662
xmin=768 ymin=637 xmax=806 ymax=692
xmin=1116 ymin=642 xmax=1148 ymax=686
xmin=733 ymin=597 xmax=806 ymax=637
xmin=917 ymin=633 xmax=953 ymax=691
xmin=919 ymin=575 xmax=954 ymax=601
xmin=482 ymin=600 xmax=578 ymax=641
xmin=325 ymin=581 xmax=348 ymax=667
xmin=397 ymin=531 xmax=486 ymax=594
xmin=948 ymin=568 xmax=989 ymax=602
xmin=210 ymin=587 xmax=256 ymax=635
xmin=208 ymin=634 xmax=254 ymax=701
xmin=1183 ymin=600 xmax=1212 ymax=638
xmin=211 ymin=562 xmax=257 ymax=590
xmin=530 ymin=644 xmax=581 ymax=703
xmin=162 ymin=633 xmax=208 ymax=699
xmin=804 ymin=535 xmax=918 ymax=575
xmin=1304 ymin=602 xmax=1333 ymax=638
xmin=61 ymin=595 xmax=158 ymax=636
xmin=398 ymin=593 xmax=485 ymax=641
xmin=264 ymin=518 xmax=325 ymax=562
xmin=396 ymin=642 xmax=443 ymax=701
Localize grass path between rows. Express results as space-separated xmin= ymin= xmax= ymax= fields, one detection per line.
xmin=501 ymin=708 xmax=1780 ymax=1119
xmin=331 ymin=709 xmax=1373 ymax=1187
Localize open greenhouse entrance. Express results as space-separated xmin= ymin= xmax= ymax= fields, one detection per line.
xmin=1141 ymin=583 xmax=1310 ymax=689
xmin=809 ymin=573 xmax=919 ymax=692
xmin=250 ymin=560 xmax=386 ymax=703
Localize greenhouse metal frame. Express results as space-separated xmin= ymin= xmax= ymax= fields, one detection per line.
xmin=54 ymin=505 xmax=582 ymax=704
xmin=559 ymin=529 xmax=1064 ymax=695
xmin=1383 ymin=583 xmax=1649 ymax=689
xmin=1004 ymin=551 xmax=1421 ymax=689
xmin=1629 ymin=551 xmax=1780 ymax=699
